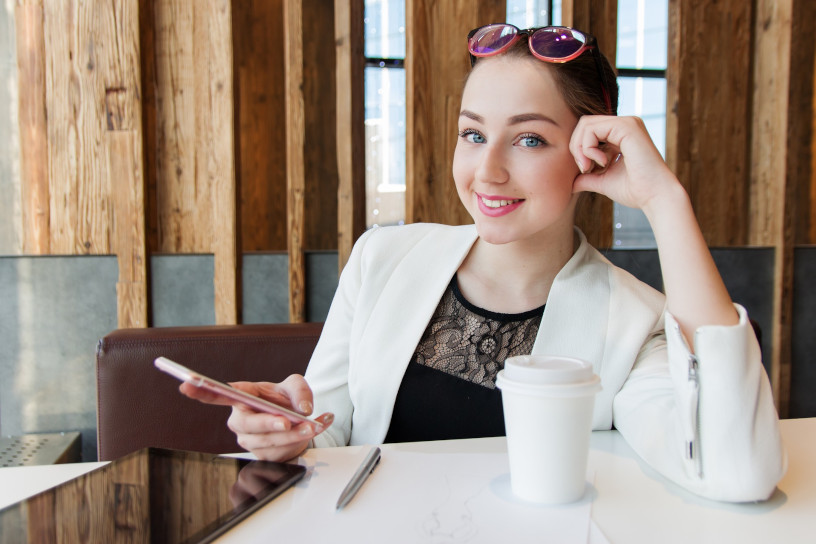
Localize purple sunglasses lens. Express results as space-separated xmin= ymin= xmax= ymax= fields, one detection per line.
xmin=529 ymin=29 xmax=586 ymax=58
xmin=471 ymin=25 xmax=518 ymax=55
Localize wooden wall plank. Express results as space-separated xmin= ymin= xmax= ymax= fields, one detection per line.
xmin=144 ymin=0 xmax=238 ymax=324
xmin=15 ymin=1 xmax=50 ymax=255
xmin=789 ymin=0 xmax=815 ymax=245
xmin=405 ymin=0 xmax=505 ymax=227
xmin=302 ymin=0 xmax=338 ymax=252
xmin=285 ymin=0 xmax=306 ymax=323
xmin=232 ymin=0 xmax=287 ymax=252
xmin=812 ymin=47 xmax=816 ymax=244
xmin=197 ymin=0 xmax=238 ymax=325
xmin=667 ymin=0 xmax=752 ymax=247
xmin=110 ymin=130 xmax=148 ymax=328
xmin=335 ymin=0 xmax=366 ymax=272
xmin=42 ymin=0 xmax=117 ymax=254
xmin=104 ymin=0 xmax=148 ymax=328
xmin=152 ymin=0 xmax=204 ymax=253
xmin=562 ymin=0 xmax=617 ymax=249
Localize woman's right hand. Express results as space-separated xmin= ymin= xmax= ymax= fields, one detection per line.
xmin=179 ymin=374 xmax=332 ymax=462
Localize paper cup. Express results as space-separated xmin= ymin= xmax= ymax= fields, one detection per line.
xmin=496 ymin=355 xmax=601 ymax=504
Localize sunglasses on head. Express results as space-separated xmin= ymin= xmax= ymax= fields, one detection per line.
xmin=467 ymin=23 xmax=613 ymax=115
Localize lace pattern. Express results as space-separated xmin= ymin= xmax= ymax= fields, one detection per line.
xmin=413 ymin=278 xmax=544 ymax=389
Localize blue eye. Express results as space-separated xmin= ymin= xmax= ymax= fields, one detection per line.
xmin=517 ymin=134 xmax=545 ymax=147
xmin=459 ymin=129 xmax=486 ymax=144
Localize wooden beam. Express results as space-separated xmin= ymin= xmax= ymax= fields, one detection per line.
xmin=15 ymin=0 xmax=50 ymax=255
xmin=302 ymin=2 xmax=338 ymax=252
xmin=152 ymin=0 xmax=202 ymax=253
xmin=667 ymin=0 xmax=752 ymax=247
xmin=42 ymin=0 xmax=118 ymax=254
xmin=335 ymin=0 xmax=366 ymax=273
xmin=232 ymin=0 xmax=287 ymax=252
xmin=285 ymin=0 xmax=306 ymax=323
xmin=105 ymin=0 xmax=148 ymax=329
xmin=110 ymin=130 xmax=148 ymax=328
xmin=197 ymin=0 xmax=239 ymax=325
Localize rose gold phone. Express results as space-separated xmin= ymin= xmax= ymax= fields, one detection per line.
xmin=154 ymin=356 xmax=333 ymax=433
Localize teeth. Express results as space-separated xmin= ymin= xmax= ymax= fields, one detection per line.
xmin=481 ymin=197 xmax=520 ymax=208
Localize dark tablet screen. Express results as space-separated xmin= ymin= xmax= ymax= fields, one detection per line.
xmin=0 ymin=448 xmax=306 ymax=543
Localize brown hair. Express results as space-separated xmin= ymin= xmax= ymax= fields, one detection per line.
xmin=469 ymin=30 xmax=619 ymax=118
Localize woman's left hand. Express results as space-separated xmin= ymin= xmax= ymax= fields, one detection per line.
xmin=569 ymin=115 xmax=679 ymax=213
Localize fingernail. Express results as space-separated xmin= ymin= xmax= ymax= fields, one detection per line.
xmin=273 ymin=420 xmax=287 ymax=431
xmin=299 ymin=426 xmax=314 ymax=436
xmin=575 ymin=159 xmax=587 ymax=174
xmin=298 ymin=401 xmax=313 ymax=414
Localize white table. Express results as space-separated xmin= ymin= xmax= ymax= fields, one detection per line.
xmin=1 ymin=418 xmax=813 ymax=543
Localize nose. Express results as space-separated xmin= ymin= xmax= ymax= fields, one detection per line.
xmin=474 ymin=143 xmax=509 ymax=185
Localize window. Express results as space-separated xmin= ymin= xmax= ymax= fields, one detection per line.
xmin=364 ymin=0 xmax=406 ymax=228
xmin=614 ymin=0 xmax=668 ymax=248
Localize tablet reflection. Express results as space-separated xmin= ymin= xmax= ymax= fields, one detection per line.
xmin=0 ymin=448 xmax=301 ymax=544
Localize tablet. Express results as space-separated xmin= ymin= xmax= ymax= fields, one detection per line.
xmin=0 ymin=447 xmax=306 ymax=543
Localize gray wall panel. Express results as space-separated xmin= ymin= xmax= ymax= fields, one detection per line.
xmin=791 ymin=247 xmax=816 ymax=418
xmin=306 ymin=252 xmax=339 ymax=323
xmin=151 ymin=255 xmax=215 ymax=327
xmin=242 ymin=253 xmax=289 ymax=324
xmin=0 ymin=256 xmax=118 ymax=462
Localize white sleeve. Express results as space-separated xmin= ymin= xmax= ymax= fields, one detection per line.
xmin=613 ymin=304 xmax=787 ymax=502
xmin=305 ymin=228 xmax=376 ymax=448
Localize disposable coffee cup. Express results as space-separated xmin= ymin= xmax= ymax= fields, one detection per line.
xmin=496 ymin=355 xmax=601 ymax=504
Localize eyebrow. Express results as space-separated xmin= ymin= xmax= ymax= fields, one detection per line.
xmin=459 ymin=109 xmax=560 ymax=128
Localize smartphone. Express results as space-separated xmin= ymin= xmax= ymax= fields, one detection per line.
xmin=154 ymin=356 xmax=332 ymax=433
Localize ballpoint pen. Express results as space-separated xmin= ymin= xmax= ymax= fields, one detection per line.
xmin=336 ymin=446 xmax=381 ymax=510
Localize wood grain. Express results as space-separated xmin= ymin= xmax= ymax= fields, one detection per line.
xmin=42 ymin=0 xmax=120 ymax=254
xmin=302 ymin=0 xmax=338 ymax=252
xmin=285 ymin=0 xmax=306 ymax=323
xmin=152 ymin=0 xmax=203 ymax=253
xmin=233 ymin=0 xmax=288 ymax=252
xmin=15 ymin=1 xmax=50 ymax=255
xmin=335 ymin=0 xmax=366 ymax=272
xmin=196 ymin=0 xmax=238 ymax=325
xmin=104 ymin=0 xmax=148 ymax=329
xmin=667 ymin=0 xmax=752 ymax=247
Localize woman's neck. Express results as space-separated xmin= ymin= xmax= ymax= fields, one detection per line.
xmin=456 ymin=226 xmax=578 ymax=314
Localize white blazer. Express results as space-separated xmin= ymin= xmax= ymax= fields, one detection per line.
xmin=305 ymin=223 xmax=786 ymax=502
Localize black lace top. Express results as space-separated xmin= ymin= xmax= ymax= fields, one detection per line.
xmin=384 ymin=276 xmax=544 ymax=443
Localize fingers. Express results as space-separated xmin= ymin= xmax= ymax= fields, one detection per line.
xmin=231 ymin=374 xmax=315 ymax=415
xmin=179 ymin=382 xmax=234 ymax=406
xmin=277 ymin=374 xmax=316 ymax=415
xmin=570 ymin=116 xmax=623 ymax=173
xmin=228 ymin=405 xmax=315 ymax=458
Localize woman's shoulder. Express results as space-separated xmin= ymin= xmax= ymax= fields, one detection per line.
xmin=576 ymin=238 xmax=666 ymax=316
xmin=356 ymin=223 xmax=477 ymax=252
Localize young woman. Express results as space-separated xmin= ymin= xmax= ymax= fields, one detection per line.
xmin=183 ymin=24 xmax=785 ymax=502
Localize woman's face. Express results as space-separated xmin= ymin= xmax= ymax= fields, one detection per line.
xmin=453 ymin=56 xmax=581 ymax=246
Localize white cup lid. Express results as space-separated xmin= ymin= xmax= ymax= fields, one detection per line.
xmin=502 ymin=355 xmax=597 ymax=386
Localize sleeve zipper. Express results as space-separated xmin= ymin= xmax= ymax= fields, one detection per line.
xmin=685 ymin=352 xmax=702 ymax=477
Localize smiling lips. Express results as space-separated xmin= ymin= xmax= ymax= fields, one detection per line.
xmin=477 ymin=194 xmax=524 ymax=217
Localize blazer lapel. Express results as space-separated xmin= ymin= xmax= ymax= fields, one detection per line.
xmin=532 ymin=229 xmax=610 ymax=375
xmin=350 ymin=225 xmax=478 ymax=443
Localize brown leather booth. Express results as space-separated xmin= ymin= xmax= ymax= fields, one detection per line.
xmin=95 ymin=322 xmax=323 ymax=461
